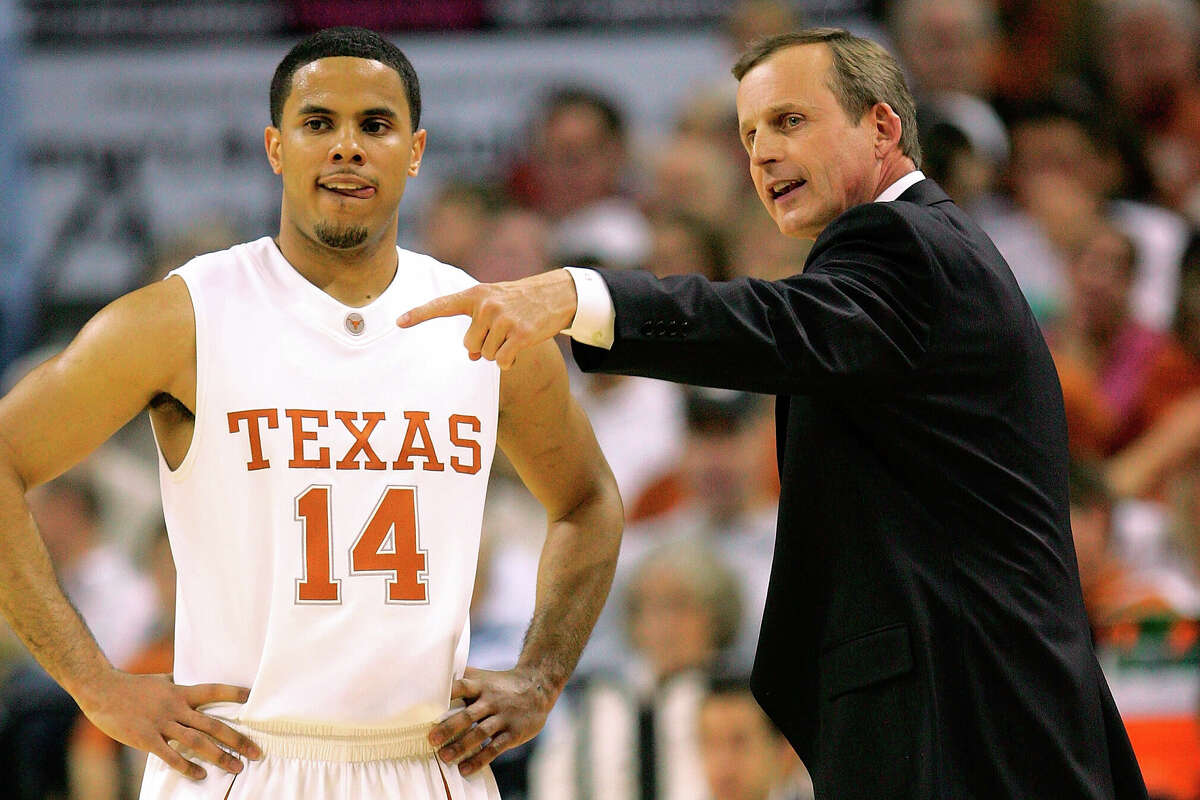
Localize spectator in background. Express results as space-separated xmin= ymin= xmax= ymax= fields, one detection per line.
xmin=647 ymin=213 xmax=732 ymax=282
xmin=648 ymin=134 xmax=744 ymax=235
xmin=599 ymin=389 xmax=776 ymax=676
xmin=1108 ymin=236 xmax=1200 ymax=468
xmin=674 ymin=88 xmax=749 ymax=185
xmin=68 ymin=525 xmax=176 ymax=800
xmin=699 ymin=677 xmax=814 ymax=800
xmin=0 ymin=472 xmax=157 ymax=800
xmin=418 ymin=180 xmax=504 ymax=271
xmin=530 ymin=541 xmax=741 ymax=800
xmin=465 ymin=205 xmax=553 ymax=284
xmin=1047 ymin=223 xmax=1162 ymax=456
xmin=888 ymin=0 xmax=999 ymax=100
xmin=508 ymin=87 xmax=650 ymax=270
xmin=1100 ymin=0 xmax=1200 ymax=221
xmin=25 ymin=473 xmax=157 ymax=671
xmin=569 ymin=369 xmax=687 ymax=531
xmin=727 ymin=199 xmax=812 ymax=281
xmin=989 ymin=0 xmax=1099 ymax=111
xmin=980 ymin=102 xmax=1189 ymax=328
xmin=723 ymin=0 xmax=799 ymax=55
xmin=1068 ymin=460 xmax=1177 ymax=628
xmin=915 ymin=99 xmax=1008 ymax=214
xmin=888 ymin=0 xmax=1012 ymax=228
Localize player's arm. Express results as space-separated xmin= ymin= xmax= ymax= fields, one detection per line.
xmin=429 ymin=340 xmax=622 ymax=775
xmin=0 ymin=277 xmax=260 ymax=780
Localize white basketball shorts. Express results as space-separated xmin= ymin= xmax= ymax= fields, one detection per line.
xmin=138 ymin=717 xmax=502 ymax=800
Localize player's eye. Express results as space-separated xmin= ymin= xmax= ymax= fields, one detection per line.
xmin=783 ymin=114 xmax=803 ymax=128
xmin=304 ymin=118 xmax=330 ymax=132
xmin=362 ymin=119 xmax=389 ymax=134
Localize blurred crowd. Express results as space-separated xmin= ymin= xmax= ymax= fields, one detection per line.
xmin=3 ymin=0 xmax=1200 ymax=798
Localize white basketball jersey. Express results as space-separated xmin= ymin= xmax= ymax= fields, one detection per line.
xmin=158 ymin=237 xmax=499 ymax=728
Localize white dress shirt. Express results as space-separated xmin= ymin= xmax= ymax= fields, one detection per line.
xmin=562 ymin=171 xmax=926 ymax=349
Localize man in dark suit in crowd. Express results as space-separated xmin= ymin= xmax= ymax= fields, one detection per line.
xmin=404 ymin=28 xmax=1149 ymax=800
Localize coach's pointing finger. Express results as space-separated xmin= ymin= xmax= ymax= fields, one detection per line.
xmin=398 ymin=270 xmax=579 ymax=366
xmin=397 ymin=287 xmax=478 ymax=328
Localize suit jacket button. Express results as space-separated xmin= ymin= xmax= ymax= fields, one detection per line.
xmin=641 ymin=320 xmax=655 ymax=336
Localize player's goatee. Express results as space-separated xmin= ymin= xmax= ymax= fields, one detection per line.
xmin=314 ymin=222 xmax=369 ymax=249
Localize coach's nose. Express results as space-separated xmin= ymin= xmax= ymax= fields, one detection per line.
xmin=750 ymin=128 xmax=784 ymax=166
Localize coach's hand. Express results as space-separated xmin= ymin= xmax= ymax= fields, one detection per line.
xmin=398 ymin=269 xmax=578 ymax=370
xmin=78 ymin=667 xmax=260 ymax=780
xmin=429 ymin=665 xmax=557 ymax=776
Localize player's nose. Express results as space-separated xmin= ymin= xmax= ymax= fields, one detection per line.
xmin=329 ymin=126 xmax=366 ymax=165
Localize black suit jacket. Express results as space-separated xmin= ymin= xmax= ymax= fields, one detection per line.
xmin=572 ymin=180 xmax=1147 ymax=799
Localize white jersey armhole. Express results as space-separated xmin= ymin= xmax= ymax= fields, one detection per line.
xmin=151 ymin=271 xmax=208 ymax=483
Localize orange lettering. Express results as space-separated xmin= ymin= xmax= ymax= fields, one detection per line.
xmin=286 ymin=409 xmax=330 ymax=468
xmin=335 ymin=411 xmax=387 ymax=470
xmin=392 ymin=411 xmax=445 ymax=471
xmin=449 ymin=414 xmax=482 ymax=475
xmin=227 ymin=409 xmax=279 ymax=471
xmin=350 ymin=487 xmax=428 ymax=602
xmin=295 ymin=486 xmax=340 ymax=603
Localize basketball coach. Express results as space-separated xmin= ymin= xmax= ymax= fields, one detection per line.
xmin=403 ymin=28 xmax=1149 ymax=800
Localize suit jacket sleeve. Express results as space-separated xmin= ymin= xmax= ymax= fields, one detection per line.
xmin=572 ymin=202 xmax=942 ymax=396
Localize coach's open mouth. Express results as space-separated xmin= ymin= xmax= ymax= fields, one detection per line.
xmin=769 ymin=179 xmax=805 ymax=202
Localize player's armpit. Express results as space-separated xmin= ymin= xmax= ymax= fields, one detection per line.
xmin=0 ymin=275 xmax=195 ymax=490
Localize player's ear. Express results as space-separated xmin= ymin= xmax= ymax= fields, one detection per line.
xmin=264 ymin=126 xmax=283 ymax=175
xmin=408 ymin=129 xmax=427 ymax=177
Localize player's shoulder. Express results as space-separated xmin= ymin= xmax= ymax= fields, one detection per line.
xmin=391 ymin=247 xmax=480 ymax=309
xmin=169 ymin=236 xmax=272 ymax=287
xmin=395 ymin=246 xmax=479 ymax=297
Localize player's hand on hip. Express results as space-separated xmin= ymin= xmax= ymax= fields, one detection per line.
xmin=429 ymin=665 xmax=557 ymax=777
xmin=397 ymin=269 xmax=578 ymax=370
xmin=78 ymin=668 xmax=261 ymax=781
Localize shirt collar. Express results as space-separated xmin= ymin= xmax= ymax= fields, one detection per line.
xmin=874 ymin=170 xmax=926 ymax=203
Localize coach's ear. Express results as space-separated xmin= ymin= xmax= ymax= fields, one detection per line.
xmin=264 ymin=126 xmax=283 ymax=175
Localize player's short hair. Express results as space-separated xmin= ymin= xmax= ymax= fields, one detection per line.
xmin=270 ymin=26 xmax=421 ymax=131
xmin=732 ymin=28 xmax=922 ymax=169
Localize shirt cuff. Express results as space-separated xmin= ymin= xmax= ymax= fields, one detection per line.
xmin=562 ymin=267 xmax=616 ymax=350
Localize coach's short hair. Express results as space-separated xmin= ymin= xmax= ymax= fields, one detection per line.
xmin=732 ymin=28 xmax=922 ymax=169
xmin=270 ymin=26 xmax=421 ymax=131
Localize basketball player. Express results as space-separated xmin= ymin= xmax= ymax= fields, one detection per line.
xmin=0 ymin=27 xmax=622 ymax=799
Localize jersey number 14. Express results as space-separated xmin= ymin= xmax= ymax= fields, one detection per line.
xmin=294 ymin=485 xmax=429 ymax=604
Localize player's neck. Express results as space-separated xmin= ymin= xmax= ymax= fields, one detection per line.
xmin=275 ymin=225 xmax=400 ymax=308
